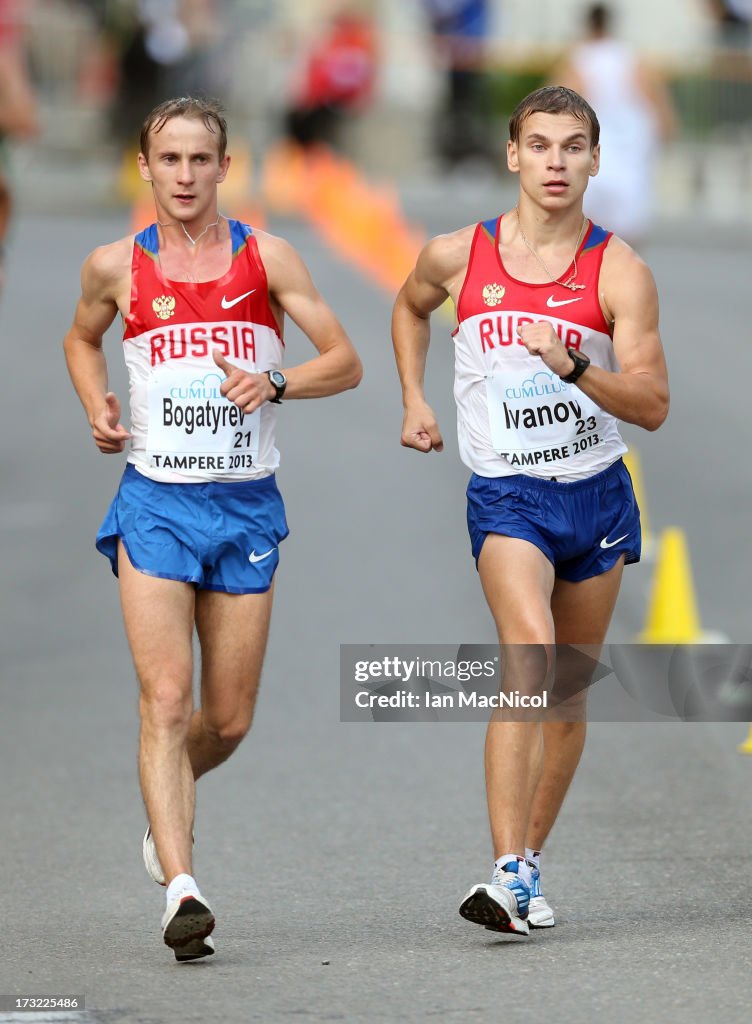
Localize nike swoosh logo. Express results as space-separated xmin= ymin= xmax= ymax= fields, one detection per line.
xmin=249 ymin=547 xmax=275 ymax=563
xmin=546 ymin=296 xmax=584 ymax=308
xmin=221 ymin=289 xmax=256 ymax=309
xmin=600 ymin=533 xmax=629 ymax=549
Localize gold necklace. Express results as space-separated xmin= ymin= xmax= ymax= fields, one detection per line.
xmin=515 ymin=208 xmax=587 ymax=291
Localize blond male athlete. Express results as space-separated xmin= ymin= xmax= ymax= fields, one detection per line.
xmin=392 ymin=86 xmax=668 ymax=934
xmin=64 ymin=97 xmax=362 ymax=960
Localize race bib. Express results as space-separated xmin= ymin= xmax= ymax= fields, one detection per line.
xmin=486 ymin=369 xmax=603 ymax=466
xmin=146 ymin=362 xmax=261 ymax=477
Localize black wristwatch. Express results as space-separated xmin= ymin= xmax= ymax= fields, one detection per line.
xmin=266 ymin=369 xmax=287 ymax=404
xmin=561 ymin=350 xmax=590 ymax=384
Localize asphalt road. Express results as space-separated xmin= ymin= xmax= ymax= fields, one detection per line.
xmin=0 ymin=204 xmax=750 ymax=1024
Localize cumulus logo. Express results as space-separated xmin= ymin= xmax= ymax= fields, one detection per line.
xmin=170 ymin=373 xmax=224 ymax=401
xmin=505 ymin=370 xmax=568 ymax=401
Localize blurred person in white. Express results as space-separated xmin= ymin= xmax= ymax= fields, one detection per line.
xmin=551 ymin=3 xmax=677 ymax=247
xmin=0 ymin=0 xmax=38 ymax=290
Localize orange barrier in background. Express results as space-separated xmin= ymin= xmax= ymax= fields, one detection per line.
xmin=262 ymin=143 xmax=425 ymax=295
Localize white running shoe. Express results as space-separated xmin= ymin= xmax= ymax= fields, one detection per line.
xmin=527 ymin=866 xmax=555 ymax=928
xmin=162 ymin=891 xmax=215 ymax=952
xmin=174 ymin=934 xmax=215 ymax=963
xmin=143 ymin=826 xmax=195 ymax=886
xmin=459 ymin=861 xmax=530 ymax=936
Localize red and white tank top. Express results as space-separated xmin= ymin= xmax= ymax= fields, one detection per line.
xmin=122 ymin=220 xmax=284 ymax=483
xmin=452 ymin=215 xmax=627 ymax=480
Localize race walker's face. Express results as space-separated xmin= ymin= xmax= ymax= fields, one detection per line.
xmin=138 ymin=115 xmax=230 ymax=223
xmin=507 ymin=111 xmax=599 ymax=210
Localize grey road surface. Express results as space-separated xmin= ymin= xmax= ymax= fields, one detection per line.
xmin=0 ymin=208 xmax=750 ymax=1024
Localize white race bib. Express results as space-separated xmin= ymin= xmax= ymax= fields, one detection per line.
xmin=486 ymin=369 xmax=603 ymax=465
xmin=145 ymin=363 xmax=261 ymax=477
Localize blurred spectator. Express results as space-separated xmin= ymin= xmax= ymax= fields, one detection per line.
xmin=550 ymin=3 xmax=677 ymax=247
xmin=707 ymin=0 xmax=752 ymax=51
xmin=110 ymin=1 xmax=189 ymax=143
xmin=706 ymin=1 xmax=752 ymax=76
xmin=422 ymin=0 xmax=491 ymax=168
xmin=284 ymin=6 xmax=377 ymax=149
xmin=110 ymin=1 xmax=225 ymax=145
xmin=0 ymin=0 xmax=38 ymax=290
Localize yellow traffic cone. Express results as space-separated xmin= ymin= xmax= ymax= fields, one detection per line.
xmin=738 ymin=725 xmax=752 ymax=754
xmin=638 ymin=527 xmax=702 ymax=643
xmin=623 ymin=447 xmax=655 ymax=559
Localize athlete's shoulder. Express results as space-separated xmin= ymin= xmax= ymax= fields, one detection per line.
xmin=601 ymin=233 xmax=655 ymax=282
xmin=250 ymin=229 xmax=311 ymax=294
xmin=600 ymin=234 xmax=658 ymax=318
xmin=251 ymin=227 xmax=298 ymax=262
xmin=81 ymin=235 xmax=133 ymax=298
xmin=84 ymin=235 xmax=133 ymax=279
xmin=417 ymin=224 xmax=476 ymax=284
xmin=426 ymin=223 xmax=476 ymax=255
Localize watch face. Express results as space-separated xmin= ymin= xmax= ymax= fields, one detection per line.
xmin=270 ymin=371 xmax=286 ymax=387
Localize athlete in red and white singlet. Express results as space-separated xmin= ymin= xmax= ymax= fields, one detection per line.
xmin=64 ymin=98 xmax=361 ymax=962
xmin=453 ymin=215 xmax=625 ymax=481
xmin=393 ymin=87 xmax=668 ymax=939
xmin=124 ymin=219 xmax=284 ymax=482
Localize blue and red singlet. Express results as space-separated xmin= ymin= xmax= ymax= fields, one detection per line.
xmin=452 ymin=215 xmax=627 ymax=482
xmin=122 ymin=219 xmax=284 ymax=483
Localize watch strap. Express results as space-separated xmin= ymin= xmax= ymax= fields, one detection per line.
xmin=267 ymin=370 xmax=286 ymax=404
xmin=562 ymin=351 xmax=590 ymax=384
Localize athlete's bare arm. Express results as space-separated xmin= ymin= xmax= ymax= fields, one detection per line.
xmin=517 ymin=238 xmax=669 ymax=431
xmin=63 ymin=239 xmax=133 ymax=453
xmin=0 ymin=50 xmax=39 ymax=139
xmin=392 ymin=228 xmax=473 ymax=452
xmin=213 ymin=231 xmax=362 ymax=413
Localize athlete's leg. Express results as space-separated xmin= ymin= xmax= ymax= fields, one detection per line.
xmin=187 ymin=585 xmax=274 ymax=780
xmin=478 ymin=534 xmax=556 ymax=858
xmin=117 ymin=542 xmax=196 ymax=886
xmin=525 ymin=558 xmax=625 ymax=851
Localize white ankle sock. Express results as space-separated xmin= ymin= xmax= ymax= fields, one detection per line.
xmin=492 ymin=854 xmax=530 ymax=885
xmin=166 ymin=873 xmax=199 ymax=905
xmin=525 ymin=848 xmax=541 ymax=871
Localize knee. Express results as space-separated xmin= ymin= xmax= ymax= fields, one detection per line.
xmin=203 ymin=714 xmax=252 ymax=750
xmin=503 ymin=643 xmax=554 ymax=691
xmin=545 ymin=715 xmax=587 ymax=735
xmin=139 ymin=682 xmax=193 ymax=733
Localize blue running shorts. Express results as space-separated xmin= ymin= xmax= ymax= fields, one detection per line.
xmin=96 ymin=463 xmax=289 ymax=593
xmin=466 ymin=458 xmax=640 ymax=582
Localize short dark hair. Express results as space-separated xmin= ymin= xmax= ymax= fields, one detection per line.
xmin=587 ymin=3 xmax=611 ymax=34
xmin=508 ymin=86 xmax=600 ymax=147
xmin=140 ymin=96 xmax=228 ymax=160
